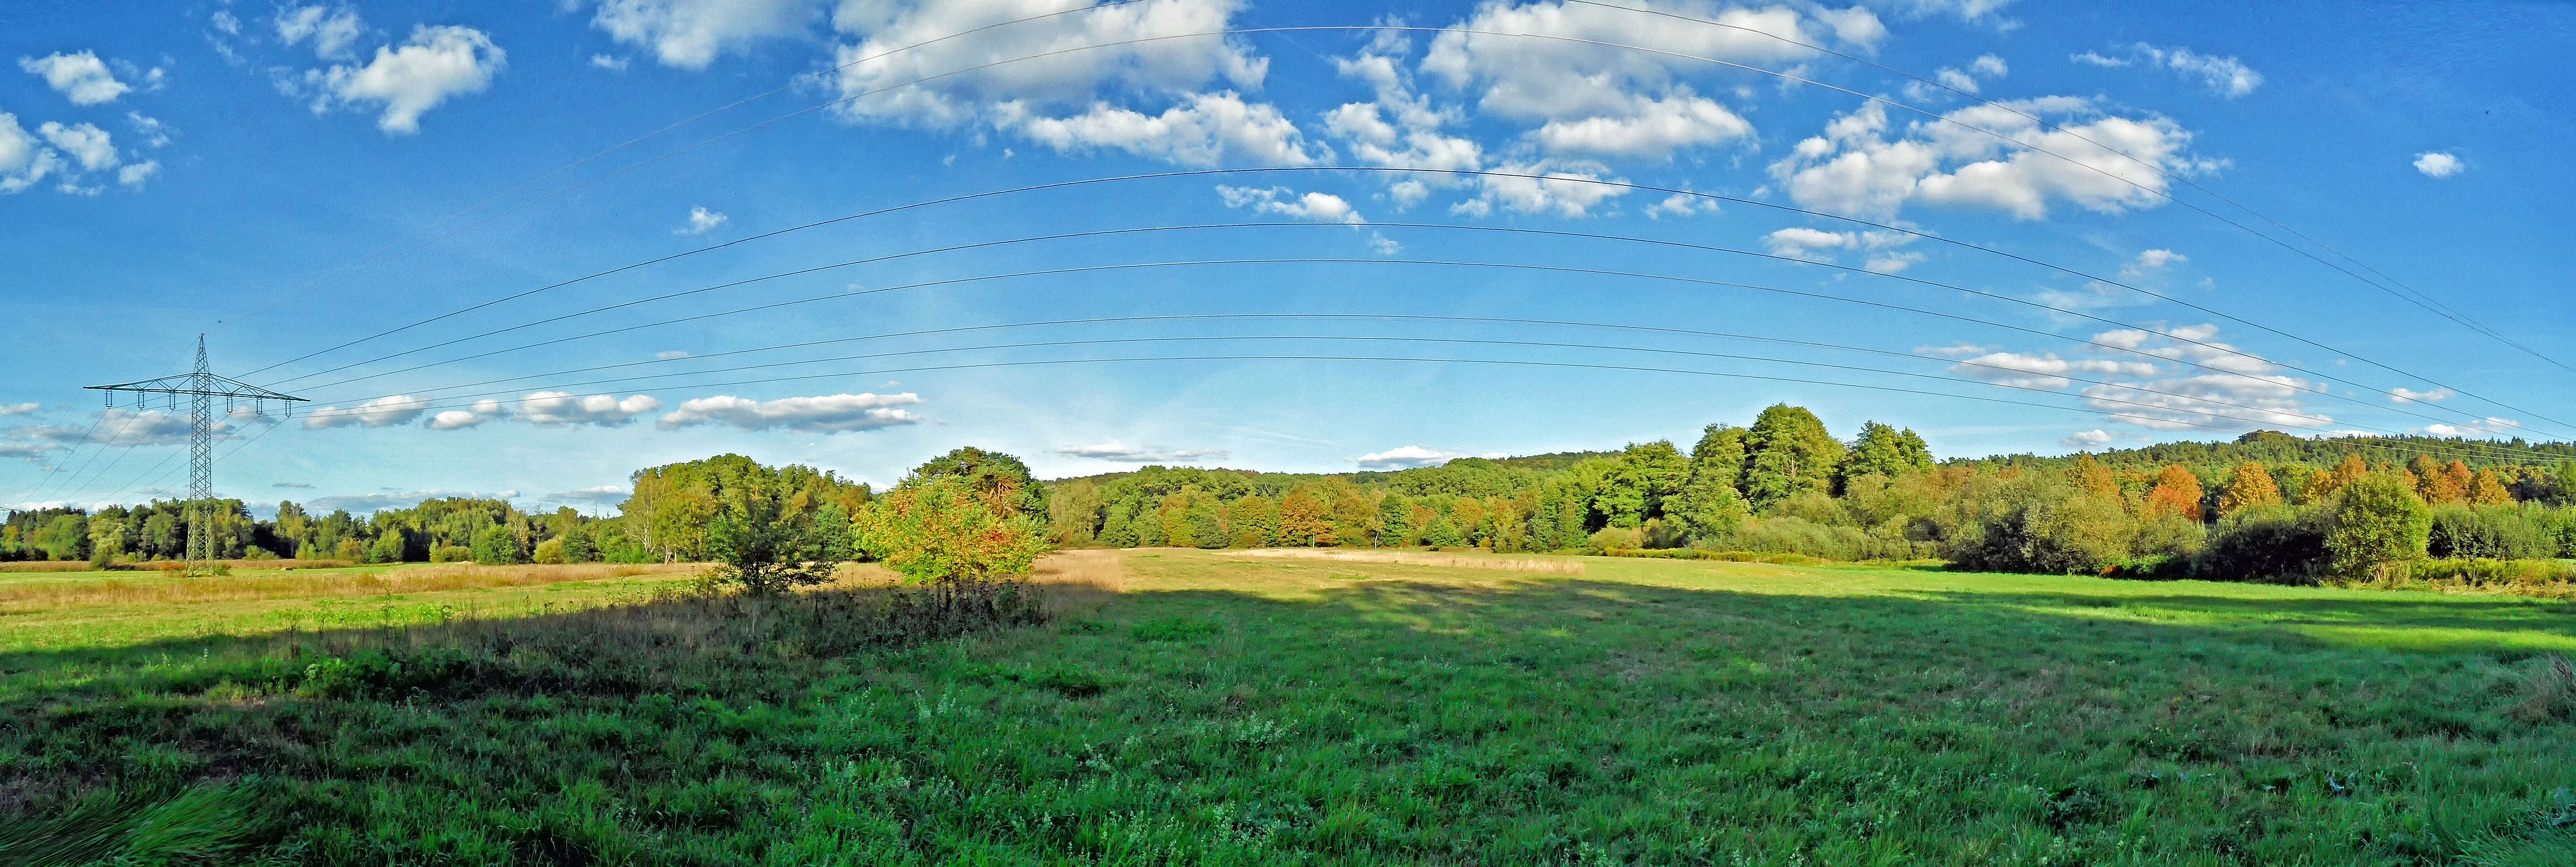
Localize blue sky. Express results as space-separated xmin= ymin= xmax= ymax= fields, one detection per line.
xmin=2 ymin=0 xmax=2568 ymax=514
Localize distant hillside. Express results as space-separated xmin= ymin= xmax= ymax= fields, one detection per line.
xmin=1959 ymin=431 xmax=2576 ymax=476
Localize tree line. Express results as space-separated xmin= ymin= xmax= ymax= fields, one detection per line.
xmin=10 ymin=406 xmax=2576 ymax=584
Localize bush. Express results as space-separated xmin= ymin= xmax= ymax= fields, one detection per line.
xmin=1954 ymin=493 xmax=2133 ymax=575
xmin=2428 ymin=506 xmax=2560 ymax=560
xmin=2323 ymin=474 xmax=2433 ymax=580
xmin=2403 ymin=557 xmax=2576 ymax=588
xmin=2194 ymin=506 xmax=2329 ymax=583
xmin=533 ymin=538 xmax=567 ymax=565
xmin=429 ymin=545 xmax=472 ymax=564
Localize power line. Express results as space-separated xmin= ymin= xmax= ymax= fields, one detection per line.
xmin=1565 ymin=0 xmax=2565 ymax=372
xmin=288 ymin=312 xmax=2555 ymax=467
xmin=208 ymin=0 xmax=1165 ymax=332
xmin=270 ymin=230 xmax=2576 ymax=445
xmin=244 ymin=166 xmax=2573 ymax=440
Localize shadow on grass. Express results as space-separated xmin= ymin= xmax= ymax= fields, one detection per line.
xmin=2 ymin=575 xmax=2570 ymax=865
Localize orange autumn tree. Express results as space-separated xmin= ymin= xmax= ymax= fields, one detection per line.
xmin=2069 ymin=454 xmax=2121 ymax=500
xmin=2307 ymin=454 xmax=2369 ymax=501
xmin=2215 ymin=462 xmax=2284 ymax=516
xmin=2142 ymin=465 xmax=2206 ymax=521
xmin=2469 ymin=468 xmax=2514 ymax=506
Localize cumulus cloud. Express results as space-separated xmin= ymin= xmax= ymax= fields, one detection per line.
xmin=1218 ymin=184 xmax=1363 ymax=223
xmin=1349 ymin=444 xmax=1504 ymax=470
xmin=425 ymin=399 xmax=510 ymax=430
xmin=19 ymin=51 xmax=131 ymax=105
xmin=1053 ymin=443 xmax=1228 ymax=463
xmin=521 ymin=392 xmax=660 ymax=427
xmin=545 ymin=485 xmax=633 ymax=507
xmin=304 ymin=395 xmax=430 ymax=428
xmin=295 ymin=25 xmax=507 ymax=135
xmin=1946 ymin=350 xmax=2161 ymax=390
xmin=37 ymin=121 xmax=117 ymax=172
xmin=2072 ymin=43 xmax=2261 ymax=98
xmin=591 ymin=54 xmax=632 ymax=72
xmin=678 ymin=205 xmax=729 ymax=235
xmin=2389 ymin=386 xmax=2453 ymax=404
xmin=1913 ymin=53 xmax=2008 ymax=100
xmin=0 ymin=113 xmax=63 ymax=194
xmin=2119 ymin=248 xmax=2185 ymax=279
xmin=1943 ymin=325 xmax=2328 ymax=433
xmin=658 ymin=392 xmax=922 ymax=432
xmin=2418 ymin=418 xmax=2519 ymax=439
xmin=1012 ymin=91 xmax=1321 ymax=166
xmin=1644 ymin=191 xmax=1716 ymax=218
xmin=1419 ymin=1 xmax=1863 ymax=160
xmin=125 ymin=112 xmax=170 ymax=148
xmin=588 ymin=0 xmax=818 ymax=70
xmin=2059 ymin=429 xmax=2115 ymax=449
xmin=0 ymin=403 xmax=39 ymax=416
xmin=1457 ymin=159 xmax=1629 ymax=218
xmin=1762 ymin=225 xmax=1923 ymax=272
xmin=1 ymin=111 xmax=150 ymax=195
xmin=827 ymin=0 xmax=1309 ymax=168
xmin=1770 ymin=98 xmax=2214 ymax=220
xmin=276 ymin=5 xmax=369 ymax=61
xmin=308 ymin=489 xmax=517 ymax=514
xmin=5 ymin=408 xmax=212 ymax=447
xmin=2412 ymin=151 xmax=2463 ymax=178
xmin=1320 ymin=31 xmax=1483 ymax=206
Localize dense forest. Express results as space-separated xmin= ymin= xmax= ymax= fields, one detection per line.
xmin=9 ymin=405 xmax=2575 ymax=584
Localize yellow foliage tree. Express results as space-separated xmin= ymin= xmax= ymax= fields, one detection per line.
xmin=2469 ymin=468 xmax=2514 ymax=506
xmin=2215 ymin=462 xmax=2284 ymax=516
xmin=2069 ymin=454 xmax=2120 ymax=499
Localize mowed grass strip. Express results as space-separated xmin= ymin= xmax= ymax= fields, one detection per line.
xmin=3 ymin=551 xmax=2573 ymax=865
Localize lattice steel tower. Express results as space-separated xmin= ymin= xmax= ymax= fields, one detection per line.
xmin=87 ymin=335 xmax=307 ymax=575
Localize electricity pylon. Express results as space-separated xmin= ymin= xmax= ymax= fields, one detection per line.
xmin=86 ymin=335 xmax=307 ymax=576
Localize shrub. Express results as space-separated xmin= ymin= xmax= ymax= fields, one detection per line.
xmin=855 ymin=475 xmax=1051 ymax=587
xmin=2323 ymin=473 xmax=2433 ymax=580
xmin=2428 ymin=506 xmax=2559 ymax=560
xmin=533 ymin=538 xmax=567 ymax=565
xmin=1955 ymin=492 xmax=2133 ymax=575
xmin=2194 ymin=506 xmax=2329 ymax=583
xmin=2130 ymin=510 xmax=2207 ymax=561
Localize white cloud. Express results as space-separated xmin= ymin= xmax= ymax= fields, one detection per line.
xmin=591 ymin=54 xmax=632 ymax=72
xmin=1217 ymin=184 xmax=1363 ymax=223
xmin=521 ymin=392 xmax=660 ymax=427
xmin=1053 ymin=443 xmax=1228 ymax=462
xmin=826 ymin=0 xmax=1304 ymax=168
xmin=1320 ymin=31 xmax=1483 ymax=206
xmin=1917 ymin=54 xmax=2006 ymax=99
xmin=2389 ymin=386 xmax=2453 ymax=404
xmin=2417 ymin=418 xmax=2519 ymax=438
xmin=212 ymin=10 xmax=243 ymax=36
xmin=1644 ymin=191 xmax=1716 ymax=218
xmin=304 ymin=395 xmax=430 ymax=428
xmin=1762 ymin=225 xmax=1920 ymax=270
xmin=545 ymin=485 xmax=633 ymax=507
xmin=2075 ymin=43 xmax=2261 ymax=98
xmin=0 ymin=442 xmax=57 ymax=462
xmin=589 ymin=0 xmax=819 ymax=71
xmin=1770 ymin=98 xmax=2212 ymax=220
xmin=1013 ymin=92 xmax=1320 ymax=166
xmin=307 ymin=489 xmax=516 ymax=513
xmin=1888 ymin=0 xmax=2018 ymax=24
xmin=1528 ymin=91 xmax=1751 ymax=158
xmin=678 ymin=205 xmax=729 ymax=235
xmin=300 ymin=25 xmax=507 ymax=135
xmin=1947 ymin=350 xmax=2161 ymax=390
xmin=0 ymin=403 xmax=39 ymax=416
xmin=2059 ymin=429 xmax=2115 ymax=449
xmin=1421 ymin=2 xmax=1834 ymax=123
xmin=1349 ymin=444 xmax=1500 ymax=470
xmin=8 ymin=408 xmax=216 ymax=447
xmin=1916 ymin=342 xmax=1994 ymax=357
xmin=116 ymin=161 xmax=159 ymax=189
xmin=655 ymin=350 xmax=693 ymax=360
xmin=2412 ymin=151 xmax=2463 ymax=178
xmin=657 ymin=392 xmax=922 ymax=432
xmin=1461 ymin=159 xmax=1629 ymax=218
xmin=276 ymin=5 xmax=369 ymax=61
xmin=0 ymin=112 xmax=65 ymax=194
xmin=36 ymin=121 xmax=117 ymax=172
xmin=125 ymin=112 xmax=170 ymax=147
xmin=2118 ymin=248 xmax=2185 ymax=279
xmin=19 ymin=51 xmax=131 ymax=105
xmin=425 ymin=399 xmax=510 ymax=430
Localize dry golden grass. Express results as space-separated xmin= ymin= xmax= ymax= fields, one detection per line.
xmin=0 ymin=562 xmax=95 ymax=574
xmin=0 ymin=562 xmax=702 ymax=613
xmin=1226 ymin=547 xmax=1586 ymax=575
xmin=1030 ymin=549 xmax=1132 ymax=591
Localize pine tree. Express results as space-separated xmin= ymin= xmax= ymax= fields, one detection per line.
xmin=2215 ymin=462 xmax=2284 ymax=516
xmin=1742 ymin=404 xmax=1844 ymax=510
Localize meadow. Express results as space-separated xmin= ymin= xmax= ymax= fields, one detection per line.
xmin=3 ymin=550 xmax=2573 ymax=865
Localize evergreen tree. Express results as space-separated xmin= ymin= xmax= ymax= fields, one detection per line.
xmin=1838 ymin=421 xmax=1935 ymax=490
xmin=1375 ymin=494 xmax=1417 ymax=546
xmin=1742 ymin=404 xmax=1845 ymax=510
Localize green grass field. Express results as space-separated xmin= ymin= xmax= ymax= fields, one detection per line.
xmin=3 ymin=550 xmax=2573 ymax=865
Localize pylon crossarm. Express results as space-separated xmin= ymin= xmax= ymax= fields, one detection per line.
xmin=84 ymin=373 xmax=307 ymax=402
